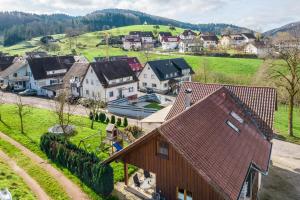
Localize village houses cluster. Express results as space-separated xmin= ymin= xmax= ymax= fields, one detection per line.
xmin=122 ymin=29 xmax=267 ymax=57
xmin=0 ymin=51 xmax=194 ymax=102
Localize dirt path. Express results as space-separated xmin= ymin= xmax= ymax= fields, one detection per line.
xmin=259 ymin=139 xmax=300 ymax=200
xmin=0 ymin=132 xmax=90 ymax=200
xmin=0 ymin=150 xmax=51 ymax=200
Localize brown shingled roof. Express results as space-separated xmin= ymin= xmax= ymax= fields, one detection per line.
xmin=166 ymin=82 xmax=277 ymax=140
xmin=103 ymin=87 xmax=272 ymax=200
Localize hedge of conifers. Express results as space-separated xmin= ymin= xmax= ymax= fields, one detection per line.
xmin=40 ymin=133 xmax=114 ymax=196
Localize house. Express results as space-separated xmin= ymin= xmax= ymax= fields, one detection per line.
xmin=161 ymin=36 xmax=180 ymax=50
xmin=179 ymin=38 xmax=204 ymax=53
xmin=82 ymin=60 xmax=139 ymax=102
xmin=242 ymin=33 xmax=256 ymax=43
xmin=0 ymin=57 xmax=30 ymax=91
xmin=200 ymin=35 xmax=219 ymax=48
xmin=27 ymin=56 xmax=75 ymax=97
xmin=123 ymin=36 xmax=142 ymax=50
xmin=63 ymin=62 xmax=90 ymax=97
xmin=25 ymin=51 xmax=48 ymax=58
xmin=179 ymin=30 xmax=197 ymax=40
xmin=158 ymin=32 xmax=172 ymax=42
xmin=0 ymin=56 xmax=16 ymax=73
xmin=220 ymin=34 xmax=246 ymax=48
xmin=244 ymin=42 xmax=268 ymax=58
xmin=103 ymin=82 xmax=276 ymax=200
xmin=94 ymin=56 xmax=143 ymax=74
xmin=138 ymin=58 xmax=194 ymax=94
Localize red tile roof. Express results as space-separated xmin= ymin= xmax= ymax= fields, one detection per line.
xmin=126 ymin=57 xmax=143 ymax=72
xmin=166 ymin=82 xmax=277 ymax=140
xmin=160 ymin=87 xmax=272 ymax=200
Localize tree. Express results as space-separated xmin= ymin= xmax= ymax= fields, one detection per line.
xmin=105 ymin=118 xmax=110 ymax=124
xmin=15 ymin=96 xmax=31 ymax=134
xmin=54 ymin=90 xmax=76 ymax=135
xmin=116 ymin=118 xmax=122 ymax=127
xmin=86 ymin=98 xmax=105 ymax=129
xmin=111 ymin=115 xmax=116 ymax=124
xmin=269 ymin=32 xmax=300 ymax=136
xmin=99 ymin=112 xmax=106 ymax=123
xmin=123 ymin=117 xmax=128 ymax=127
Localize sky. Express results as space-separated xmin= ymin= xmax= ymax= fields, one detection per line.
xmin=0 ymin=0 xmax=300 ymax=31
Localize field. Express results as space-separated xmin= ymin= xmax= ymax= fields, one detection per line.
xmin=0 ymin=104 xmax=135 ymax=199
xmin=0 ymin=159 xmax=36 ymax=200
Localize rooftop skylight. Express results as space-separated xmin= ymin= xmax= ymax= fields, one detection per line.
xmin=230 ymin=111 xmax=244 ymax=124
xmin=226 ymin=120 xmax=240 ymax=133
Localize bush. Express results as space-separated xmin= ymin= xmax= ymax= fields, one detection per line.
xmin=124 ymin=125 xmax=143 ymax=139
xmin=123 ymin=117 xmax=128 ymax=127
xmin=99 ymin=112 xmax=106 ymax=123
xmin=89 ymin=111 xmax=93 ymax=120
xmin=106 ymin=118 xmax=110 ymax=124
xmin=116 ymin=118 xmax=122 ymax=127
xmin=40 ymin=133 xmax=113 ymax=196
xmin=95 ymin=113 xmax=99 ymax=121
xmin=111 ymin=115 xmax=116 ymax=124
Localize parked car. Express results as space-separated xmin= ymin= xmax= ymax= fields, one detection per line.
xmin=19 ymin=89 xmax=37 ymax=96
xmin=146 ymin=88 xmax=154 ymax=94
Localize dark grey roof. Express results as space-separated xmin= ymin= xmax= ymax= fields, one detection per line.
xmin=94 ymin=55 xmax=128 ymax=62
xmin=129 ymin=31 xmax=153 ymax=38
xmin=182 ymin=30 xmax=197 ymax=36
xmin=146 ymin=58 xmax=194 ymax=81
xmin=28 ymin=56 xmax=75 ymax=80
xmin=63 ymin=62 xmax=90 ymax=88
xmin=158 ymin=32 xmax=172 ymax=37
xmin=201 ymin=35 xmax=219 ymax=42
xmin=242 ymin=33 xmax=256 ymax=39
xmin=0 ymin=56 xmax=16 ymax=71
xmin=91 ymin=60 xmax=138 ymax=88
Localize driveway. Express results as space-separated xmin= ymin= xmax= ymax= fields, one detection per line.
xmin=259 ymin=139 xmax=300 ymax=200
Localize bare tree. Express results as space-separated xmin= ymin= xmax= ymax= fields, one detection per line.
xmin=268 ymin=31 xmax=300 ymax=136
xmin=15 ymin=96 xmax=31 ymax=134
xmin=54 ymin=90 xmax=76 ymax=135
xmin=86 ymin=97 xmax=105 ymax=129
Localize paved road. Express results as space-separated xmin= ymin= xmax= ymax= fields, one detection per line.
xmin=259 ymin=139 xmax=300 ymax=200
xmin=0 ymin=150 xmax=51 ymax=200
xmin=0 ymin=132 xmax=90 ymax=200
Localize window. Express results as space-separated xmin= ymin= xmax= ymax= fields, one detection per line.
xmin=226 ymin=120 xmax=240 ymax=133
xmin=151 ymin=74 xmax=155 ymax=79
xmin=86 ymin=79 xmax=89 ymax=84
xmin=144 ymin=74 xmax=148 ymax=78
xmin=230 ymin=111 xmax=244 ymax=124
xmin=129 ymin=87 xmax=134 ymax=92
xmin=13 ymin=73 xmax=17 ymax=77
xmin=109 ymin=91 xmax=114 ymax=97
xmin=152 ymin=83 xmax=157 ymax=88
xmin=177 ymin=188 xmax=192 ymax=200
xmin=156 ymin=140 xmax=168 ymax=159
xmin=164 ymin=83 xmax=168 ymax=88
xmin=91 ymin=80 xmax=94 ymax=85
xmin=142 ymin=82 xmax=147 ymax=87
xmin=92 ymin=91 xmax=95 ymax=97
xmin=166 ymin=74 xmax=169 ymax=78
xmin=85 ymin=90 xmax=89 ymax=95
xmin=91 ymin=69 xmax=93 ymax=74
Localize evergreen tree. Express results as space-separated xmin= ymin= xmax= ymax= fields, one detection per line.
xmin=110 ymin=115 xmax=115 ymax=124
xmin=123 ymin=117 xmax=128 ymax=127
xmin=116 ymin=118 xmax=122 ymax=127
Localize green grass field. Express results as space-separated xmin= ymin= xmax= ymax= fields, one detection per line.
xmin=0 ymin=159 xmax=36 ymax=200
xmin=0 ymin=104 xmax=134 ymax=199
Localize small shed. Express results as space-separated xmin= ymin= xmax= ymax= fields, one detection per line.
xmin=106 ymin=124 xmax=118 ymax=141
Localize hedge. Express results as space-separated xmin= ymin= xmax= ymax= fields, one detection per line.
xmin=40 ymin=133 xmax=114 ymax=196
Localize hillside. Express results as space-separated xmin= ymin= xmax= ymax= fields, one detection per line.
xmin=264 ymin=21 xmax=300 ymax=37
xmin=0 ymin=9 xmax=252 ymax=46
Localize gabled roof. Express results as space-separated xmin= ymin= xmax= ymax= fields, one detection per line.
xmin=242 ymin=33 xmax=256 ymax=40
xmin=145 ymin=58 xmax=194 ymax=81
xmin=94 ymin=56 xmax=142 ymax=72
xmin=63 ymin=62 xmax=90 ymax=88
xmin=181 ymin=29 xmax=197 ymax=36
xmin=103 ymin=87 xmax=272 ymax=200
xmin=167 ymin=82 xmax=277 ymax=140
xmin=161 ymin=36 xmax=180 ymax=42
xmin=90 ymin=60 xmax=138 ymax=88
xmin=140 ymin=31 xmax=154 ymax=38
xmin=28 ymin=56 xmax=75 ymax=80
xmin=0 ymin=56 xmax=16 ymax=71
xmin=0 ymin=60 xmax=27 ymax=78
xmin=201 ymin=35 xmax=219 ymax=42
xmin=158 ymin=32 xmax=172 ymax=37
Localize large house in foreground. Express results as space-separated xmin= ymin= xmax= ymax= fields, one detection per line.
xmin=82 ymin=60 xmax=139 ymax=102
xmin=138 ymin=58 xmax=194 ymax=94
xmin=104 ymin=82 xmax=276 ymax=200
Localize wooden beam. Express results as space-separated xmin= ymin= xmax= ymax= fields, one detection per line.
xmin=124 ymin=162 xmax=128 ymax=185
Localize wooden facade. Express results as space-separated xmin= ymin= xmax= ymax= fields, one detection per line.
xmin=122 ymin=133 xmax=225 ymax=200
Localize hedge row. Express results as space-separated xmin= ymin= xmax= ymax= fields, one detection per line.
xmin=40 ymin=133 xmax=113 ymax=196
xmin=190 ymin=52 xmax=258 ymax=58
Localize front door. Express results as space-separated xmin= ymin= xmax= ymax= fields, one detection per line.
xmin=118 ymin=88 xmax=123 ymax=99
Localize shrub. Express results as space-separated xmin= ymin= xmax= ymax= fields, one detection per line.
xmin=116 ymin=118 xmax=122 ymax=127
xmin=99 ymin=112 xmax=106 ymax=123
xmin=111 ymin=115 xmax=116 ymax=124
xmin=123 ymin=117 xmax=128 ymax=127
xmin=89 ymin=111 xmax=93 ymax=120
xmin=95 ymin=113 xmax=99 ymax=121
xmin=40 ymin=133 xmax=114 ymax=196
xmin=106 ymin=118 xmax=110 ymax=124
xmin=124 ymin=125 xmax=143 ymax=139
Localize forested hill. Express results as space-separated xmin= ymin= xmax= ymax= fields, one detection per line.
xmin=0 ymin=9 xmax=251 ymax=46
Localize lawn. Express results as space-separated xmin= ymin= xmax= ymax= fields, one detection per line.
xmin=0 ymin=104 xmax=135 ymax=199
xmin=274 ymin=105 xmax=300 ymax=144
xmin=0 ymin=159 xmax=36 ymax=200
xmin=144 ymin=102 xmax=164 ymax=110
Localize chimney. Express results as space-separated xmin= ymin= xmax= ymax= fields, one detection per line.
xmin=185 ymin=88 xmax=192 ymax=109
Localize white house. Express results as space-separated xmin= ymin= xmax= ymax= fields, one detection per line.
xmin=161 ymin=36 xmax=180 ymax=50
xmin=123 ymin=36 xmax=142 ymax=50
xmin=82 ymin=60 xmax=139 ymax=102
xmin=200 ymin=35 xmax=219 ymax=48
xmin=158 ymin=32 xmax=172 ymax=42
xmin=138 ymin=58 xmax=194 ymax=94
xmin=179 ymin=38 xmax=204 ymax=53
xmin=242 ymin=33 xmax=256 ymax=43
xmin=27 ymin=56 xmax=76 ymax=97
xmin=179 ymin=30 xmax=197 ymax=40
xmin=220 ymin=34 xmax=246 ymax=48
xmin=244 ymin=42 xmax=268 ymax=58
xmin=0 ymin=57 xmax=30 ymax=91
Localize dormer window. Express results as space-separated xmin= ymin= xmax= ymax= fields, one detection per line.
xmin=230 ymin=111 xmax=244 ymax=124
xmin=226 ymin=120 xmax=240 ymax=133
